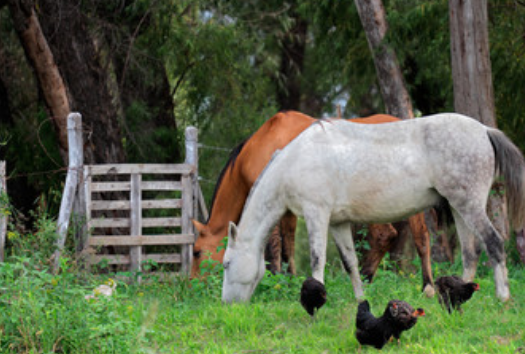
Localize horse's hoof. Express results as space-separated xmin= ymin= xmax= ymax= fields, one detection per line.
xmin=423 ymin=284 xmax=435 ymax=298
xmin=497 ymin=289 xmax=510 ymax=302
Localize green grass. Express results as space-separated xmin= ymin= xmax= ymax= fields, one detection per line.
xmin=1 ymin=257 xmax=524 ymax=354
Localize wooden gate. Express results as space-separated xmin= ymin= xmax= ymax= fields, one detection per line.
xmin=52 ymin=113 xmax=206 ymax=276
xmin=84 ymin=163 xmax=195 ymax=274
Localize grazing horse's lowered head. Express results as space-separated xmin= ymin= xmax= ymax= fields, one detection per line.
xmin=222 ymin=222 xmax=266 ymax=303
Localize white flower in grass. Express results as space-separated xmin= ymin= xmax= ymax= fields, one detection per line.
xmin=85 ymin=278 xmax=117 ymax=300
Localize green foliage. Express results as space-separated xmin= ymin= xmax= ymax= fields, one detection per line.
xmin=386 ymin=0 xmax=454 ymax=115
xmin=255 ymin=268 xmax=306 ymax=302
xmin=489 ymin=0 xmax=525 ymax=150
xmin=5 ymin=201 xmax=59 ymax=263
xmin=1 ymin=250 xmax=524 ymax=353
xmin=1 ymin=209 xmax=524 ymax=353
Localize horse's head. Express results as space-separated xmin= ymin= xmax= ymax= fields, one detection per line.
xmin=191 ymin=220 xmax=226 ymax=278
xmin=222 ymin=222 xmax=265 ymax=303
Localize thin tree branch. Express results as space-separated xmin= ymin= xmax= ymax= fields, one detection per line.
xmin=171 ymin=61 xmax=195 ymax=98
xmin=119 ymin=1 xmax=156 ymax=91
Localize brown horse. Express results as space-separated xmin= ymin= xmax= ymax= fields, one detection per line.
xmin=192 ymin=111 xmax=434 ymax=295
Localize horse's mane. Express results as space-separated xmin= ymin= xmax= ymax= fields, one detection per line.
xmin=207 ymin=136 xmax=251 ymax=222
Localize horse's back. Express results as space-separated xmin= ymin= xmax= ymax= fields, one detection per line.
xmin=235 ymin=111 xmax=315 ymax=186
xmin=349 ymin=114 xmax=400 ymax=124
xmin=276 ymin=113 xmax=494 ymax=223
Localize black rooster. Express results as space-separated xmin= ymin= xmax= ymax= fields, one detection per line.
xmin=355 ymin=299 xmax=425 ymax=349
xmin=300 ymin=277 xmax=327 ymax=317
xmin=435 ymin=275 xmax=480 ymax=313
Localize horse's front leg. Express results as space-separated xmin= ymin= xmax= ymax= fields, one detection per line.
xmin=330 ymin=222 xmax=364 ymax=300
xmin=303 ymin=208 xmax=330 ymax=284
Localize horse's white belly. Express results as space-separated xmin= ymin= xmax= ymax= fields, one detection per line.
xmin=329 ymin=159 xmax=438 ymax=223
xmin=284 ymin=143 xmax=439 ymax=224
xmin=330 ymin=181 xmax=440 ymax=224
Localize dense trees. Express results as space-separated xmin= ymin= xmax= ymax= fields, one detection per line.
xmin=1 ymin=0 xmax=525 ymax=260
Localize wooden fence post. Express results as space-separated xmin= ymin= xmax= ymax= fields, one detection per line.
xmin=181 ymin=173 xmax=193 ymax=275
xmin=183 ymin=126 xmax=198 ymax=274
xmin=53 ymin=113 xmax=83 ymax=273
xmin=0 ymin=161 xmax=6 ymax=262
xmin=185 ymin=127 xmax=199 ymax=228
xmin=130 ymin=173 xmax=142 ymax=274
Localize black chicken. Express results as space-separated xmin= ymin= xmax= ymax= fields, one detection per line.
xmin=355 ymin=299 xmax=425 ymax=349
xmin=300 ymin=277 xmax=327 ymax=317
xmin=435 ymin=275 xmax=480 ymax=313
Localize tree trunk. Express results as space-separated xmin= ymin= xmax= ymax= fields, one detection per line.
xmin=276 ymin=12 xmax=307 ymax=111
xmin=354 ymin=0 xmax=416 ymax=267
xmin=449 ymin=0 xmax=509 ymax=240
xmin=7 ymin=0 xmax=70 ymax=160
xmin=353 ymin=0 xmax=414 ymax=120
xmin=38 ymin=0 xmax=125 ymax=165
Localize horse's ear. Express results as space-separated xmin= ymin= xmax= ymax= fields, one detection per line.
xmin=228 ymin=222 xmax=238 ymax=244
xmin=192 ymin=219 xmax=206 ymax=235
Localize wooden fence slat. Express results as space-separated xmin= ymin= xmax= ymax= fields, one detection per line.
xmin=142 ymin=199 xmax=182 ymax=209
xmin=142 ymin=217 xmax=181 ymax=228
xmin=141 ymin=181 xmax=182 ymax=191
xmin=91 ymin=182 xmax=131 ymax=192
xmin=88 ymin=164 xmax=193 ymax=175
xmin=88 ymin=234 xmax=194 ymax=246
xmin=91 ymin=254 xmax=130 ymax=265
xmin=91 ymin=181 xmax=182 ymax=192
xmin=91 ymin=200 xmax=130 ymax=210
xmin=90 ymin=217 xmax=182 ymax=228
xmin=90 ymin=253 xmax=182 ymax=265
xmin=91 ymin=199 xmax=182 ymax=211
xmin=90 ymin=218 xmax=130 ymax=228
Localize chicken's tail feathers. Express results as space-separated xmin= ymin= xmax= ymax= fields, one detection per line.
xmin=356 ymin=300 xmax=374 ymax=328
xmin=357 ymin=299 xmax=370 ymax=313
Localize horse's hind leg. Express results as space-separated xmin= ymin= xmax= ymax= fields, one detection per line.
xmin=281 ymin=211 xmax=297 ymax=275
xmin=452 ymin=208 xmax=510 ymax=301
xmin=360 ymin=223 xmax=398 ymax=282
xmin=407 ymin=213 xmax=435 ymax=297
xmin=265 ymin=212 xmax=297 ymax=275
xmin=330 ymin=222 xmax=364 ymax=300
xmin=451 ymin=209 xmax=482 ymax=282
xmin=265 ymin=225 xmax=282 ymax=274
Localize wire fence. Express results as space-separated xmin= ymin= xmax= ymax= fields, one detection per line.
xmin=196 ymin=142 xmax=234 ymax=186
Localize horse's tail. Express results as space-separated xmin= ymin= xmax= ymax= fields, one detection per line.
xmin=487 ymin=128 xmax=525 ymax=230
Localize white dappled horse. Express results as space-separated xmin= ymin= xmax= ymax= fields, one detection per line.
xmin=222 ymin=113 xmax=525 ymax=303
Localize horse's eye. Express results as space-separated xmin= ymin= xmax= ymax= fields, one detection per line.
xmin=223 ymin=261 xmax=230 ymax=270
xmin=193 ymin=250 xmax=202 ymax=258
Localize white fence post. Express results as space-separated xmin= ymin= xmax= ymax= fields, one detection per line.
xmin=185 ymin=127 xmax=199 ymax=226
xmin=129 ymin=173 xmax=142 ymax=274
xmin=53 ymin=113 xmax=83 ymax=273
xmin=0 ymin=161 xmax=6 ymax=262
xmin=183 ymin=127 xmax=198 ymax=274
